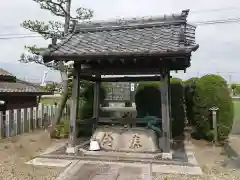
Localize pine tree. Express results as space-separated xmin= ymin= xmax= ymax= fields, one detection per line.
xmin=19 ymin=0 xmax=93 ymax=137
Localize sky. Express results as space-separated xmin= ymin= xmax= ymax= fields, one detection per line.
xmin=0 ymin=0 xmax=240 ymax=83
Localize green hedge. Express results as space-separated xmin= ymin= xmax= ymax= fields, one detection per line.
xmin=79 ymin=82 xmax=106 ymax=119
xmin=135 ymin=78 xmax=185 ymax=137
xmin=184 ymin=77 xmax=199 ymax=125
xmin=170 ymin=79 xmax=185 ymax=137
xmin=77 ymin=83 xmax=106 ymax=137
xmin=135 ymin=82 xmax=161 ymax=117
xmin=193 ymin=74 xmax=233 ymax=141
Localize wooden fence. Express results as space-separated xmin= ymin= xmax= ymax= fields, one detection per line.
xmin=0 ymin=103 xmax=70 ymax=139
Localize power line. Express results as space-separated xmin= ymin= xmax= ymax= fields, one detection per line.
xmin=0 ymin=35 xmax=43 ymax=40
xmin=0 ymin=33 xmax=37 ymax=37
xmin=191 ymin=7 xmax=240 ymax=14
xmin=195 ymin=17 xmax=240 ymax=25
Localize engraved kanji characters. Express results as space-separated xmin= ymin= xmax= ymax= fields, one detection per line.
xmin=102 ymin=132 xmax=114 ymax=148
xmin=129 ymin=134 xmax=142 ymax=149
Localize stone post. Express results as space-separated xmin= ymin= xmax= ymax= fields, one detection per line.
xmin=209 ymin=106 xmax=219 ymax=144
xmin=13 ymin=109 xmax=18 ymax=136
xmin=5 ymin=110 xmax=10 ymax=137
xmin=38 ymin=104 xmax=44 ymax=128
xmin=33 ymin=107 xmax=37 ymax=129
xmin=21 ymin=108 xmax=26 ymax=133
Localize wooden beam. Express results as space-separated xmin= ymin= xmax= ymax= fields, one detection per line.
xmin=72 ymin=57 xmax=189 ymax=75
xmin=80 ymin=68 xmax=162 ymax=75
xmin=43 ymin=51 xmax=191 ymax=63
xmin=100 ymin=75 xmax=162 ymax=82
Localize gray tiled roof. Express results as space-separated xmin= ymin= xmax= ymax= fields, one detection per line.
xmin=42 ymin=10 xmax=198 ymax=61
xmin=0 ymin=79 xmax=51 ymax=93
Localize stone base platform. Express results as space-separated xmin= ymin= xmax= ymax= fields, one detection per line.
xmin=33 ymin=129 xmax=202 ymax=177
xmin=38 ymin=139 xmax=194 ymax=167
xmin=30 ymin=128 xmax=202 ymax=178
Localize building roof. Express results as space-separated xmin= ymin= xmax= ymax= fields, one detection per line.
xmin=0 ymin=69 xmax=52 ymax=94
xmin=42 ymin=9 xmax=198 ymax=62
xmin=0 ymin=80 xmax=50 ymax=93
xmin=0 ymin=68 xmax=15 ymax=77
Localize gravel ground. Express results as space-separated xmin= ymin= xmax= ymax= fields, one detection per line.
xmin=156 ymin=139 xmax=240 ymax=180
xmin=153 ymin=167 xmax=240 ymax=180
xmin=0 ymin=130 xmax=65 ymax=180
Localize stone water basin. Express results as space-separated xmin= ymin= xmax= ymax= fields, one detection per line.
xmin=91 ymin=126 xmax=160 ymax=153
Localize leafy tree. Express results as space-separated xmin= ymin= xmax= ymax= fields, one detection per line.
xmin=231 ymin=83 xmax=240 ymax=96
xmin=19 ymin=0 xmax=93 ymax=136
xmin=193 ymin=74 xmax=233 ymax=141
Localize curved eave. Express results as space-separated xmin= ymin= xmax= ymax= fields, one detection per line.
xmin=42 ymin=45 xmax=199 ymax=63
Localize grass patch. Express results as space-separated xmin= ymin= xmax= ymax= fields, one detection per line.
xmin=40 ymin=97 xmax=60 ymax=104
xmin=233 ymin=100 xmax=240 ymax=120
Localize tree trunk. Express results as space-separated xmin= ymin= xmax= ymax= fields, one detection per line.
xmin=49 ymin=0 xmax=71 ymax=138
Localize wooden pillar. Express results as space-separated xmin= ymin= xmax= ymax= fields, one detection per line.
xmin=168 ymin=71 xmax=172 ymax=139
xmin=92 ymin=75 xmax=100 ymax=132
xmin=66 ymin=65 xmax=80 ymax=154
xmin=129 ymin=83 xmax=135 ymax=107
xmin=161 ymin=70 xmax=171 ymax=155
xmin=76 ymin=74 xmax=81 ymax=119
xmin=93 ymin=75 xmax=100 ymax=120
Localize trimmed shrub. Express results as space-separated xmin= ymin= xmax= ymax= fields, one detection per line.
xmin=135 ymin=82 xmax=161 ymax=118
xmin=76 ymin=82 xmax=106 ymax=137
xmin=193 ymin=74 xmax=233 ymax=141
xmin=170 ymin=79 xmax=185 ymax=137
xmin=79 ymin=82 xmax=106 ymax=119
xmin=79 ymin=101 xmax=94 ymax=119
xmin=170 ymin=77 xmax=182 ymax=83
xmin=81 ymin=82 xmax=106 ymax=105
xmin=135 ymin=79 xmax=185 ymax=137
xmin=184 ymin=77 xmax=199 ymax=125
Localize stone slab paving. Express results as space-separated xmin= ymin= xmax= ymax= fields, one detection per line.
xmin=56 ymin=160 xmax=204 ymax=180
xmin=69 ymin=163 xmax=119 ymax=180
xmin=225 ymin=135 xmax=240 ymax=157
xmin=57 ymin=162 xmax=149 ymax=180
